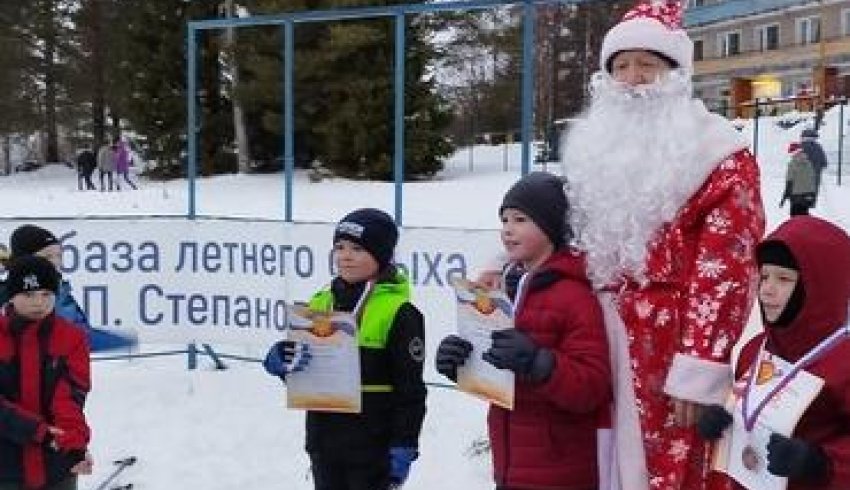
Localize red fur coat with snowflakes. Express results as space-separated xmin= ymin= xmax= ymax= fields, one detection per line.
xmin=613 ymin=149 xmax=765 ymax=490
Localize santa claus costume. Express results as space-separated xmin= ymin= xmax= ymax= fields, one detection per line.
xmin=561 ymin=1 xmax=766 ymax=489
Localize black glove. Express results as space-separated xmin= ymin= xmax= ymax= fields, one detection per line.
xmin=767 ymin=433 xmax=829 ymax=481
xmin=483 ymin=328 xmax=554 ymax=383
xmin=696 ymin=405 xmax=733 ymax=440
xmin=435 ymin=335 xmax=473 ymax=382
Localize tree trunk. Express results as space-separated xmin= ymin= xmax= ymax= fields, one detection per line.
xmin=44 ymin=19 xmax=59 ymax=163
xmin=90 ymin=0 xmax=106 ymax=149
xmin=3 ymin=135 xmax=11 ymax=175
xmin=225 ymin=0 xmax=251 ymax=173
xmin=110 ymin=112 xmax=120 ymax=142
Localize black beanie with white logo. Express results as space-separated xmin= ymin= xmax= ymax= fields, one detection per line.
xmin=500 ymin=172 xmax=571 ymax=249
xmin=333 ymin=208 xmax=399 ymax=270
xmin=5 ymin=255 xmax=60 ymax=298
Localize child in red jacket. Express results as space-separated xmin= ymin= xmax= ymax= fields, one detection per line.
xmin=0 ymin=256 xmax=92 ymax=489
xmin=436 ymin=172 xmax=611 ymax=490
xmin=698 ymin=216 xmax=850 ymax=489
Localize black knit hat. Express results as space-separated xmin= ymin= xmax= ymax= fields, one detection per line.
xmin=499 ymin=172 xmax=570 ymax=249
xmin=757 ymin=241 xmax=799 ymax=271
xmin=5 ymin=255 xmax=60 ymax=298
xmin=10 ymin=225 xmax=59 ymax=258
xmin=333 ymin=208 xmax=398 ymax=270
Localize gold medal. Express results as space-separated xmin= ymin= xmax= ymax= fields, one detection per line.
xmin=755 ymin=359 xmax=780 ymax=385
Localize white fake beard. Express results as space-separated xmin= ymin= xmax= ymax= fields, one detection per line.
xmin=562 ymin=70 xmax=726 ymax=287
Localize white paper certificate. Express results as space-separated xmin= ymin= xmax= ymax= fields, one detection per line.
xmin=451 ymin=278 xmax=515 ymax=410
xmin=284 ymin=305 xmax=362 ymax=413
xmin=712 ymin=353 xmax=824 ymax=490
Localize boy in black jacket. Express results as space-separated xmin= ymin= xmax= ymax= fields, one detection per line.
xmin=264 ymin=208 xmax=426 ymax=490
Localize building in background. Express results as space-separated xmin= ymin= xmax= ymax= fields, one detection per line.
xmin=684 ymin=0 xmax=850 ymax=118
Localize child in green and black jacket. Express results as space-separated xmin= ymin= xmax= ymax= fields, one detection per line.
xmin=263 ymin=208 xmax=426 ymax=490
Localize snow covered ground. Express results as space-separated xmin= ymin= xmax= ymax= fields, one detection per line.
xmin=1 ymin=108 xmax=849 ymax=489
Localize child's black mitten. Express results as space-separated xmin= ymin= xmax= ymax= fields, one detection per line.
xmin=696 ymin=405 xmax=732 ymax=440
xmin=767 ymin=433 xmax=829 ymax=482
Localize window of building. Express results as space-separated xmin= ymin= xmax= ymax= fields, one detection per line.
xmin=797 ymin=16 xmax=821 ymax=45
xmin=755 ymin=24 xmax=779 ymax=51
xmin=717 ymin=31 xmax=741 ymax=57
xmin=689 ymin=0 xmax=706 ymax=7
xmin=693 ymin=39 xmax=704 ymax=61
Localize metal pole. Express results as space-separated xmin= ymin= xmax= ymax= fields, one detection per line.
xmin=752 ymin=102 xmax=759 ymax=159
xmin=394 ymin=13 xmax=406 ymax=225
xmin=838 ymin=97 xmax=847 ymax=185
xmin=520 ymin=0 xmax=535 ymax=176
xmin=187 ymin=27 xmax=198 ymax=219
xmin=283 ymin=22 xmax=295 ymax=222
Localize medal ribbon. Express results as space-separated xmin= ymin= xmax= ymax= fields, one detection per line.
xmin=741 ymin=320 xmax=850 ymax=431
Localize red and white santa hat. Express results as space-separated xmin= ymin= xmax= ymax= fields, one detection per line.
xmin=599 ymin=0 xmax=693 ymax=74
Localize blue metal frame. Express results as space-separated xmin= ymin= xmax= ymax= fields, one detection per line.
xmin=394 ymin=13 xmax=406 ymax=224
xmin=187 ymin=27 xmax=198 ymax=219
xmin=186 ymin=0 xmax=598 ymax=223
xmin=283 ymin=22 xmax=295 ymax=222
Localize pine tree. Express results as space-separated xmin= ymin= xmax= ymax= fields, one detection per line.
xmin=118 ymin=1 xmax=233 ymax=176
xmin=73 ymin=0 xmax=123 ymax=149
xmin=0 ymin=5 xmax=41 ymax=136
xmin=11 ymin=0 xmax=77 ymax=163
xmin=439 ymin=8 xmax=523 ymax=144
xmin=238 ymin=0 xmax=453 ymax=180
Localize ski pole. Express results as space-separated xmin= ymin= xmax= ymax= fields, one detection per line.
xmin=91 ymin=456 xmax=137 ymax=490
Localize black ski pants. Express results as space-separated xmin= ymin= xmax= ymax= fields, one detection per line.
xmin=309 ymin=449 xmax=390 ymax=490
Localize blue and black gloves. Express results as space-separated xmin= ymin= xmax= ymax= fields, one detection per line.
xmin=483 ymin=328 xmax=554 ymax=383
xmin=696 ymin=405 xmax=733 ymax=440
xmin=435 ymin=335 xmax=473 ymax=382
xmin=767 ymin=433 xmax=829 ymax=482
xmin=388 ymin=446 xmax=418 ymax=488
xmin=262 ymin=340 xmax=311 ymax=378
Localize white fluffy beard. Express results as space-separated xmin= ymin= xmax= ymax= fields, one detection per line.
xmin=562 ymin=70 xmax=745 ymax=287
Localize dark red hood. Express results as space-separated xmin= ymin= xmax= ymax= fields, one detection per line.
xmin=759 ymin=216 xmax=850 ymax=361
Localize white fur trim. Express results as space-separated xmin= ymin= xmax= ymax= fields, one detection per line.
xmin=598 ymin=293 xmax=650 ymax=490
xmin=663 ymin=353 xmax=733 ymax=405
xmin=597 ymin=428 xmax=617 ymax=490
xmin=600 ymin=17 xmax=693 ymax=73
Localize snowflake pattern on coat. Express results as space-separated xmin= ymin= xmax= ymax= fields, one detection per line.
xmin=616 ymin=149 xmax=765 ymax=490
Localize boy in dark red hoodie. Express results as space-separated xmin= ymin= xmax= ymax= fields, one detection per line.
xmin=0 ymin=256 xmax=92 ymax=490
xmin=436 ymin=172 xmax=611 ymax=490
xmin=698 ymin=216 xmax=850 ymax=489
